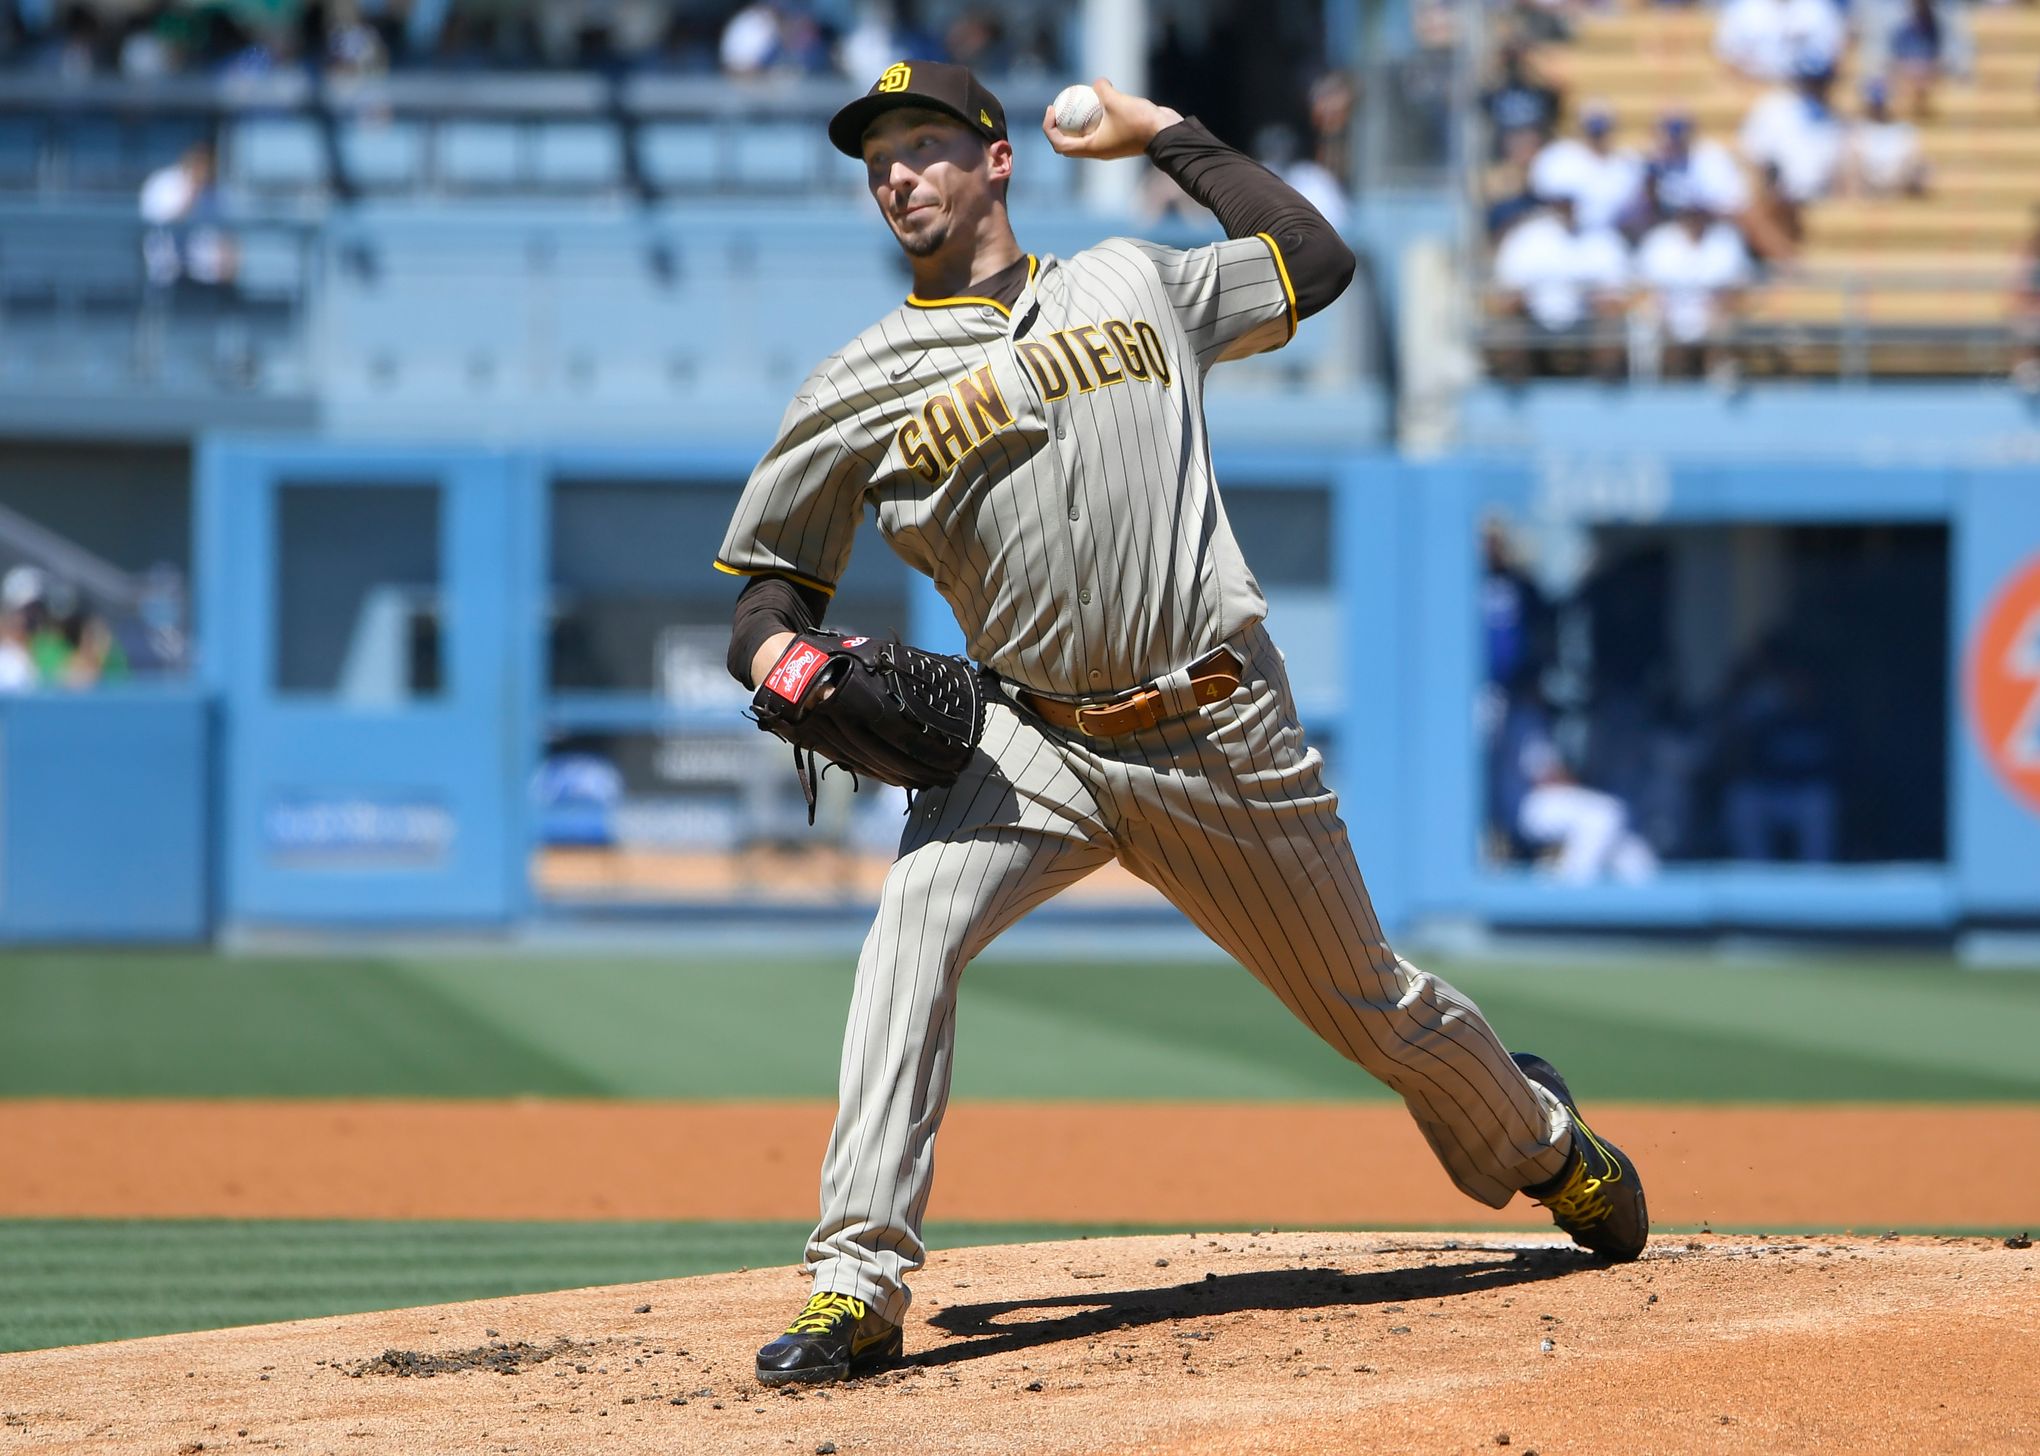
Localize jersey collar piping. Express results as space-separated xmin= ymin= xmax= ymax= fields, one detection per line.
xmin=905 ymin=254 xmax=1038 ymax=316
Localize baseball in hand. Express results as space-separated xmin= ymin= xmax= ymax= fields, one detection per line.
xmin=1053 ymin=83 xmax=1104 ymax=138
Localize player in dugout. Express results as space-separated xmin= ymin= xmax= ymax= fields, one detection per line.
xmin=716 ymin=62 xmax=1651 ymax=1387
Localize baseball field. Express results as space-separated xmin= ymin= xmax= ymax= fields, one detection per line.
xmin=3 ymin=946 xmax=2037 ymax=1453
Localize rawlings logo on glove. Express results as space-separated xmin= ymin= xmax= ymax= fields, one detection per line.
xmin=750 ymin=630 xmax=989 ymax=820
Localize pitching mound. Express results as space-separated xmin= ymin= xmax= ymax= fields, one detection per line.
xmin=3 ymin=1233 xmax=2035 ymax=1455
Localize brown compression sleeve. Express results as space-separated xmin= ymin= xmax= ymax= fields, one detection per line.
xmin=1145 ymin=117 xmax=1356 ymax=319
xmin=727 ymin=573 xmax=830 ymax=686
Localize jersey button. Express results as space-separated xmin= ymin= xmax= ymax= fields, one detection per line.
xmin=1079 ymin=588 xmax=1092 ymax=605
xmin=1055 ymin=424 xmax=1065 ymax=440
xmin=1068 ymin=505 xmax=1079 ymax=521
xmin=1089 ymin=670 xmax=1104 ymax=686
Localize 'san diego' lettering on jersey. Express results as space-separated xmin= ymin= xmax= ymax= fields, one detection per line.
xmin=896 ymin=365 xmax=1017 ymax=483
xmin=1015 ymin=316 xmax=1173 ymax=403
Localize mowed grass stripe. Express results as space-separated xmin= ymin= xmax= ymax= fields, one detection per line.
xmin=0 ymin=1220 xmax=1158 ymax=1354
xmin=1 ymin=951 xmax=2037 ymax=1101
xmin=1 ymin=1218 xmax=2022 ymax=1355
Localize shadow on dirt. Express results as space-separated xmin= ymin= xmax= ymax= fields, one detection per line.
xmin=916 ymin=1246 xmax=1591 ymax=1367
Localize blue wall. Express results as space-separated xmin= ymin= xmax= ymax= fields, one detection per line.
xmin=177 ymin=437 xmax=2040 ymax=938
xmin=0 ymin=690 xmax=210 ymax=941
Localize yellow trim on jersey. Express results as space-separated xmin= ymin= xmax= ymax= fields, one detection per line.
xmin=1256 ymin=231 xmax=1300 ymax=345
xmin=712 ymin=559 xmax=838 ymax=598
xmin=906 ymin=255 xmax=1038 ymax=316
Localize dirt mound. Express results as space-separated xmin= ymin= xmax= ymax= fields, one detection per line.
xmin=1 ymin=1233 xmax=2034 ymax=1455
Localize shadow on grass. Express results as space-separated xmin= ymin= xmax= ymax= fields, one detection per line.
xmin=915 ymin=1244 xmax=1591 ymax=1367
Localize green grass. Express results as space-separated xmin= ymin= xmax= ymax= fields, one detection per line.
xmin=4 ymin=950 xmax=2040 ymax=1101
xmin=0 ymin=1219 xmax=1161 ymax=1353
xmin=2 ymin=1217 xmax=2021 ymax=1355
xmin=1 ymin=950 xmax=2037 ymax=1101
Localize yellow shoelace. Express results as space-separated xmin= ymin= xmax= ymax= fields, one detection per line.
xmin=1540 ymin=1159 xmax=1613 ymax=1226
xmin=786 ymin=1292 xmax=868 ymax=1335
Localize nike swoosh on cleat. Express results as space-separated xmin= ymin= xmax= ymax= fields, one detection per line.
xmin=851 ymin=1325 xmax=892 ymax=1356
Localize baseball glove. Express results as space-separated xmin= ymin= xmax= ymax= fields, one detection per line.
xmin=750 ymin=630 xmax=989 ymax=820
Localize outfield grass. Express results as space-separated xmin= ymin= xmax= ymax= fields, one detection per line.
xmin=0 ymin=1219 xmax=1166 ymax=1353
xmin=2 ymin=951 xmax=2038 ymax=1101
xmin=2 ymin=1217 xmax=2016 ymax=1354
xmin=6 ymin=950 xmax=2035 ymax=1353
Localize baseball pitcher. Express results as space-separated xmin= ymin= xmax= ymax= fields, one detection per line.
xmin=717 ymin=62 xmax=1650 ymax=1387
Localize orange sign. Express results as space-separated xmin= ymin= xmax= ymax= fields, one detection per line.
xmin=1967 ymin=555 xmax=2040 ymax=815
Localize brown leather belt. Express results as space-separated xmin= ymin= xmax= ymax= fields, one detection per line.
xmin=1014 ymin=646 xmax=1244 ymax=739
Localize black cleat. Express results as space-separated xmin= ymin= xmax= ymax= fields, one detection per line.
xmin=755 ymin=1291 xmax=902 ymax=1387
xmin=1514 ymin=1051 xmax=1649 ymax=1261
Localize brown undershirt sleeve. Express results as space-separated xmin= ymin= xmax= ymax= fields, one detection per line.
xmin=728 ymin=573 xmax=830 ymax=686
xmin=1144 ymin=117 xmax=1356 ymax=319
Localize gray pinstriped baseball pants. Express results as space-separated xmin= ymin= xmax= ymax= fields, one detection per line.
xmin=807 ymin=621 xmax=1573 ymax=1324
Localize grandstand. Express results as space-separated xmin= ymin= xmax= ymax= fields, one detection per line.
xmin=0 ymin=0 xmax=2033 ymax=945
xmin=1483 ymin=0 xmax=2040 ymax=378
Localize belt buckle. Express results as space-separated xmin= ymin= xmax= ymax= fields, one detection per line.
xmin=1072 ymin=701 xmax=1111 ymax=738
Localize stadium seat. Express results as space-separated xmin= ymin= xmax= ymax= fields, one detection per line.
xmin=61 ymin=117 xmax=133 ymax=192
xmin=228 ymin=118 xmax=329 ymax=197
xmin=0 ymin=119 xmax=41 ymax=192
xmin=636 ymin=122 xmax=720 ymax=192
xmin=532 ymin=122 xmax=624 ymax=192
xmin=729 ymin=121 xmax=816 ymax=190
xmin=233 ymin=230 xmax=307 ymax=302
xmin=437 ymin=121 xmax=523 ymax=191
xmin=137 ymin=118 xmax=209 ymax=174
xmin=338 ymin=120 xmax=426 ymax=194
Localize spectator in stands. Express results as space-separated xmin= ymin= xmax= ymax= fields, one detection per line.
xmin=1635 ymin=197 xmax=1751 ymax=378
xmin=837 ymin=2 xmax=942 ymax=84
xmin=2013 ymin=206 xmax=2040 ymax=394
xmin=720 ymin=1 xmax=830 ymax=77
xmin=1309 ymin=71 xmax=1357 ymax=185
xmin=0 ymin=609 xmax=32 ymax=693
xmin=117 ymin=1 xmax=179 ymax=79
xmin=1842 ymin=77 xmax=1929 ymax=196
xmin=1714 ymin=0 xmax=1844 ymax=83
xmin=1740 ymin=58 xmax=1844 ymax=249
xmin=1481 ymin=39 xmax=1562 ymax=163
xmin=1530 ymin=102 xmax=1643 ymax=234
xmin=1862 ymin=0 xmax=1972 ymax=117
xmin=1642 ymin=113 xmax=1749 ymax=225
xmin=1490 ymin=194 xmax=1631 ymax=380
xmin=37 ymin=2 xmax=105 ymax=78
xmin=1255 ymin=123 xmax=1349 ymax=231
xmin=0 ymin=568 xmax=42 ymax=691
xmin=139 ymin=140 xmax=236 ymax=291
xmin=1516 ymin=739 xmax=1661 ymax=884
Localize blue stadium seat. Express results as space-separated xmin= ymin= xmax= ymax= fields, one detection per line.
xmin=138 ymin=118 xmax=209 ymax=174
xmin=63 ymin=117 xmax=132 ymax=192
xmin=729 ymin=121 xmax=815 ymax=189
xmin=338 ymin=120 xmax=425 ymax=193
xmin=228 ymin=117 xmax=329 ymax=196
xmin=532 ymin=122 xmax=623 ymax=191
xmin=0 ymin=119 xmax=41 ymax=191
xmin=636 ymin=122 xmax=720 ymax=192
xmin=233 ymin=230 xmax=306 ymax=301
xmin=437 ymin=121 xmax=523 ymax=191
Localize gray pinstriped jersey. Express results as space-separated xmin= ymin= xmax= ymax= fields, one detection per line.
xmin=716 ymin=233 xmax=1299 ymax=700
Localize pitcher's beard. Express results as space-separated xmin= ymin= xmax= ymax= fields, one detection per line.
xmin=896 ymin=217 xmax=950 ymax=257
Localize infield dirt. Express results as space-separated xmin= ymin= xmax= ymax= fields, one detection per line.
xmin=2 ymin=1233 xmax=2035 ymax=1455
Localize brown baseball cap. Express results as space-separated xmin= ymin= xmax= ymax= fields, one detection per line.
xmin=828 ymin=60 xmax=1008 ymax=158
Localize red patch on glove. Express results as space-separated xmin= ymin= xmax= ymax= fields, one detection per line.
xmin=765 ymin=641 xmax=830 ymax=703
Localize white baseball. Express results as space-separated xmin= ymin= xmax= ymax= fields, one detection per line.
xmin=1053 ymin=83 xmax=1104 ymax=138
